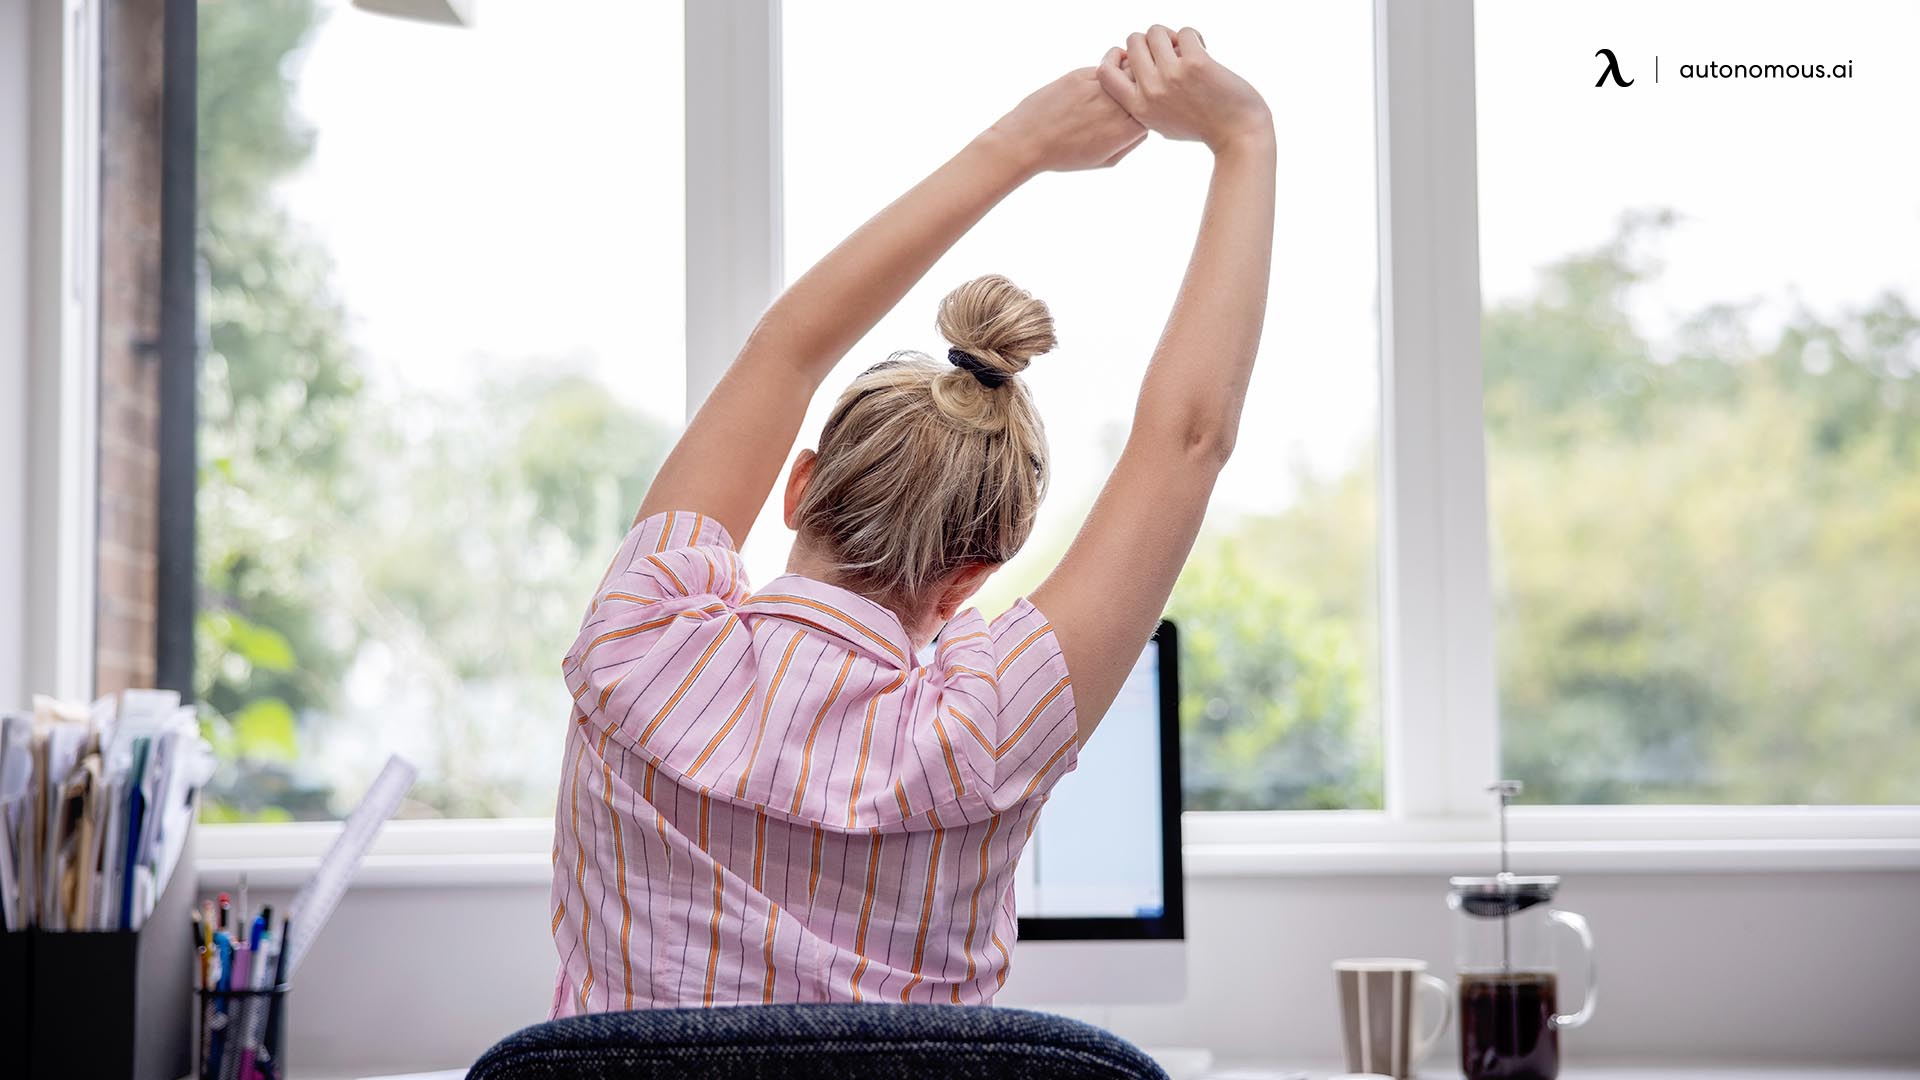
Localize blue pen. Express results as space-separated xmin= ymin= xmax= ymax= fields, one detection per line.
xmin=215 ymin=931 xmax=234 ymax=987
xmin=249 ymin=914 xmax=267 ymax=951
xmin=208 ymin=931 xmax=236 ymax=1076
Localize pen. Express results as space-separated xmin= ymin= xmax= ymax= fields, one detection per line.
xmin=239 ymin=929 xmax=274 ymax=1080
xmin=217 ymin=891 xmax=231 ymax=933
xmin=191 ymin=910 xmax=206 ymax=985
xmin=229 ymin=939 xmax=252 ymax=1080
xmin=258 ymin=917 xmax=293 ymax=1080
xmin=208 ymin=931 xmax=235 ymax=1076
xmin=194 ymin=911 xmax=213 ymax=1070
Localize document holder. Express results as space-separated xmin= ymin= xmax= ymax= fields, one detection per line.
xmin=9 ymin=828 xmax=196 ymax=1080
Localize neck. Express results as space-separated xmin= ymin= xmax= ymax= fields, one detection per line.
xmin=784 ymin=542 xmax=938 ymax=652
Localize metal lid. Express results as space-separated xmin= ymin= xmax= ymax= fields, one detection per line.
xmin=1448 ymin=873 xmax=1559 ymax=917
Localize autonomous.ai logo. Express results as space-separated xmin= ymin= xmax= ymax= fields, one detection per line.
xmin=1594 ymin=48 xmax=1634 ymax=87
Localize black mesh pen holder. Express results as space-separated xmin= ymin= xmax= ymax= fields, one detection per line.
xmin=196 ymin=984 xmax=290 ymax=1080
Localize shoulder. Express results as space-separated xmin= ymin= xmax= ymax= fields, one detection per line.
xmin=935 ymin=598 xmax=1074 ymax=718
xmin=624 ymin=509 xmax=739 ymax=561
xmin=926 ymin=598 xmax=1081 ymax=812
xmin=598 ymin=509 xmax=749 ymax=608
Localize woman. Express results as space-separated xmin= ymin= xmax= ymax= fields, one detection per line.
xmin=551 ymin=25 xmax=1274 ymax=1014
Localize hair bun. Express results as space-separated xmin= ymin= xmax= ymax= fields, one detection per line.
xmin=935 ymin=275 xmax=1057 ymax=379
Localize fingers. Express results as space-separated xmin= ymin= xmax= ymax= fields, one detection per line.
xmin=1177 ymin=26 xmax=1207 ymax=57
xmin=1146 ymin=24 xmax=1180 ymax=69
xmin=1125 ymin=31 xmax=1163 ymax=94
xmin=1097 ymin=45 xmax=1142 ymax=113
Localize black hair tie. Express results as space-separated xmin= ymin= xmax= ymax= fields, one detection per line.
xmin=947 ymin=347 xmax=1012 ymax=389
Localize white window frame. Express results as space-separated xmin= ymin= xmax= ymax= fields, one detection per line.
xmin=6 ymin=0 xmax=101 ymax=708
xmin=191 ymin=0 xmax=1920 ymax=885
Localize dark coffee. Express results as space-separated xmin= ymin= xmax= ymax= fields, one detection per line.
xmin=1459 ymin=970 xmax=1559 ymax=1080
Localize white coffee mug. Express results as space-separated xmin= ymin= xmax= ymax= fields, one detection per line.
xmin=1333 ymin=958 xmax=1452 ymax=1080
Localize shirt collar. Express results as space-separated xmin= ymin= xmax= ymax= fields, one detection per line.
xmin=737 ymin=574 xmax=916 ymax=669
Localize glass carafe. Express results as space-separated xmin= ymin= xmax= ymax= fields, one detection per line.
xmin=1447 ymin=874 xmax=1597 ymax=1080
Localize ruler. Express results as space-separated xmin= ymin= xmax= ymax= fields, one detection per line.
xmin=284 ymin=754 xmax=418 ymax=977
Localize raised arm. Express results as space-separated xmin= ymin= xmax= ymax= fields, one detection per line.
xmin=1031 ymin=26 xmax=1277 ymax=737
xmin=635 ymin=70 xmax=1146 ymax=542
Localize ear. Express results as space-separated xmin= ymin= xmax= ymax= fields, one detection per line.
xmin=933 ymin=562 xmax=998 ymax=623
xmin=782 ymin=450 xmax=818 ymax=530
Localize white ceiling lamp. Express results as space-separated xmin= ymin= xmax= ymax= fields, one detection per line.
xmin=350 ymin=0 xmax=476 ymax=27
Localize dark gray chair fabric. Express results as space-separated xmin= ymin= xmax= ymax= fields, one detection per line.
xmin=467 ymin=1003 xmax=1170 ymax=1080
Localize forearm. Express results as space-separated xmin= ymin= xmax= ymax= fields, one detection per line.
xmin=738 ymin=128 xmax=1038 ymax=384
xmin=1129 ymin=130 xmax=1277 ymax=465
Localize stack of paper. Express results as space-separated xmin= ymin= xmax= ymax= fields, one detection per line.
xmin=0 ymin=689 xmax=214 ymax=931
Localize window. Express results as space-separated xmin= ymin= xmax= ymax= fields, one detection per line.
xmin=196 ymin=0 xmax=684 ymax=820
xmin=174 ymin=0 xmax=1920 ymax=848
xmin=1476 ymin=1 xmax=1920 ymax=804
xmin=764 ymin=1 xmax=1382 ymax=810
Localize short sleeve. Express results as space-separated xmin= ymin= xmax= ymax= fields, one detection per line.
xmin=933 ymin=598 xmax=1080 ymax=813
xmin=588 ymin=509 xmax=748 ymax=611
xmin=563 ymin=511 xmax=750 ymax=713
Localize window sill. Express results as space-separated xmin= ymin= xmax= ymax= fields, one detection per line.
xmin=1181 ymin=837 xmax=1920 ymax=876
xmin=194 ymin=808 xmax=1920 ymax=890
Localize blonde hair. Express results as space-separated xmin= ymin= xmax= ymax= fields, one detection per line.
xmin=794 ymin=274 xmax=1055 ymax=612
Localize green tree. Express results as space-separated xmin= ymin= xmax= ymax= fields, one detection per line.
xmin=1169 ymin=521 xmax=1378 ymax=811
xmin=1103 ymin=208 xmax=1918 ymax=811
xmin=198 ymin=0 xmax=671 ymax=819
xmin=198 ymin=0 xmax=361 ymax=819
xmin=1485 ymin=214 xmax=1920 ymax=804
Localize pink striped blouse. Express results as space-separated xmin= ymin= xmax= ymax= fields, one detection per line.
xmin=548 ymin=510 xmax=1080 ymax=1016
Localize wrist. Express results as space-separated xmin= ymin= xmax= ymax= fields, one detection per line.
xmin=1207 ymin=112 xmax=1276 ymax=158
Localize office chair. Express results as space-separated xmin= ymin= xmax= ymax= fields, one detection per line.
xmin=468 ymin=1003 xmax=1169 ymax=1080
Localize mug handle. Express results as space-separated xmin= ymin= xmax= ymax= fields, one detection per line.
xmin=1412 ymin=972 xmax=1453 ymax=1062
xmin=1548 ymin=909 xmax=1599 ymax=1030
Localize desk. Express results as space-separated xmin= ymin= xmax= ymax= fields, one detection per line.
xmin=349 ymin=1064 xmax=1920 ymax=1079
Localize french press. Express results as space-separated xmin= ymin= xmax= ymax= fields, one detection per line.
xmin=1446 ymin=781 xmax=1598 ymax=1080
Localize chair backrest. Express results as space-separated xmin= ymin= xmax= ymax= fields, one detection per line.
xmin=468 ymin=1003 xmax=1170 ymax=1080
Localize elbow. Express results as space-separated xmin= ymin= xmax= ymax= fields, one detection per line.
xmin=1187 ymin=422 xmax=1237 ymax=471
xmin=1136 ymin=410 xmax=1238 ymax=473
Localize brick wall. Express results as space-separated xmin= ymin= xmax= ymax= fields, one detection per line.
xmin=94 ymin=0 xmax=167 ymax=696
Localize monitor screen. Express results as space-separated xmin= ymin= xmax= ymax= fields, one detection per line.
xmin=1014 ymin=639 xmax=1169 ymax=921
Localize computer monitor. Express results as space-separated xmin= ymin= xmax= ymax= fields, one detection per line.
xmin=998 ymin=620 xmax=1185 ymax=1005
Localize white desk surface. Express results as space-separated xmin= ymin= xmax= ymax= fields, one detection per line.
xmin=349 ymin=1063 xmax=1920 ymax=1080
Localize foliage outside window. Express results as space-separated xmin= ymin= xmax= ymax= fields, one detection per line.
xmin=1479 ymin=0 xmax=1920 ymax=803
xmin=197 ymin=0 xmax=679 ymax=819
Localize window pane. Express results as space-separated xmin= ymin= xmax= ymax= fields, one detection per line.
xmin=197 ymin=0 xmax=684 ymax=820
xmin=1477 ymin=1 xmax=1920 ymax=803
xmin=770 ymin=2 xmax=1382 ymax=810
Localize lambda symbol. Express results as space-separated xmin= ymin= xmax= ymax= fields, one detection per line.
xmin=1594 ymin=49 xmax=1634 ymax=88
